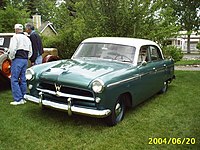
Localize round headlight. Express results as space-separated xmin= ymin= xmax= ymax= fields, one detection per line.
xmin=26 ymin=68 xmax=34 ymax=81
xmin=92 ymin=79 xmax=104 ymax=93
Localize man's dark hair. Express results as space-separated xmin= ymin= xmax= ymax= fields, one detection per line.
xmin=25 ymin=23 xmax=34 ymax=30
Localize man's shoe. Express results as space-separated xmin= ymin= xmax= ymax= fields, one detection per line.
xmin=10 ymin=100 xmax=25 ymax=105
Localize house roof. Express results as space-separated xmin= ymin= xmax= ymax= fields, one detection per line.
xmin=38 ymin=21 xmax=58 ymax=35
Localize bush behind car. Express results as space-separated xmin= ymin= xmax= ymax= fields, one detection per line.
xmin=162 ymin=45 xmax=183 ymax=62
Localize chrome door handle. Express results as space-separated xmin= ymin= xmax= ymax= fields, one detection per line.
xmin=153 ymin=67 xmax=157 ymax=72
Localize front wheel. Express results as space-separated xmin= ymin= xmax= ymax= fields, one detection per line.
xmin=105 ymin=95 xmax=126 ymax=126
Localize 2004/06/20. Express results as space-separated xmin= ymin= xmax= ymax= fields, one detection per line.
xmin=148 ymin=137 xmax=196 ymax=145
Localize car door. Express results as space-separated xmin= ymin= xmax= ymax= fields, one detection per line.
xmin=136 ymin=45 xmax=158 ymax=102
xmin=148 ymin=45 xmax=166 ymax=92
xmin=136 ymin=45 xmax=165 ymax=101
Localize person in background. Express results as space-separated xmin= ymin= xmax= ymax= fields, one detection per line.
xmin=25 ymin=23 xmax=44 ymax=66
xmin=9 ymin=24 xmax=32 ymax=105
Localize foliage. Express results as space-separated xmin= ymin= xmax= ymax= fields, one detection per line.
xmin=42 ymin=29 xmax=81 ymax=59
xmin=0 ymin=0 xmax=6 ymax=8
xmin=30 ymin=0 xmax=57 ymax=21
xmin=196 ymin=42 xmax=200 ymax=50
xmin=1 ymin=0 xmax=198 ymax=58
xmin=46 ymin=0 xmax=180 ymax=58
xmin=162 ymin=45 xmax=183 ymax=62
xmin=0 ymin=71 xmax=200 ymax=150
xmin=0 ymin=5 xmax=30 ymax=32
xmin=171 ymin=0 xmax=200 ymax=53
xmin=172 ymin=0 xmax=200 ymax=31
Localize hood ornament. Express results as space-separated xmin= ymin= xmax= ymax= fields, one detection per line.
xmin=55 ymin=83 xmax=62 ymax=96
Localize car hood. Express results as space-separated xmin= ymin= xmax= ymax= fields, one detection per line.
xmin=39 ymin=58 xmax=133 ymax=88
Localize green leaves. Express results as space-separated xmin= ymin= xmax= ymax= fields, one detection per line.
xmin=0 ymin=5 xmax=30 ymax=32
xmin=1 ymin=0 xmax=198 ymax=57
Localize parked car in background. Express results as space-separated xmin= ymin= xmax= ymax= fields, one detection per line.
xmin=0 ymin=33 xmax=13 ymax=79
xmin=25 ymin=37 xmax=175 ymax=126
xmin=0 ymin=33 xmax=59 ymax=80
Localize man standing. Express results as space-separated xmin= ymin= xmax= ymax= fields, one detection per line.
xmin=9 ymin=24 xmax=32 ymax=105
xmin=25 ymin=23 xmax=44 ymax=66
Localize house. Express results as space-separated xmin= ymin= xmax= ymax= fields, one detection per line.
xmin=32 ymin=15 xmax=57 ymax=36
xmin=167 ymin=30 xmax=200 ymax=52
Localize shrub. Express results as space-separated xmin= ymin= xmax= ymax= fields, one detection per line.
xmin=41 ymin=32 xmax=82 ymax=59
xmin=196 ymin=42 xmax=200 ymax=52
xmin=162 ymin=45 xmax=183 ymax=62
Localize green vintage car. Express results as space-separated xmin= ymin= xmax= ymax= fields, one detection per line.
xmin=25 ymin=37 xmax=175 ymax=126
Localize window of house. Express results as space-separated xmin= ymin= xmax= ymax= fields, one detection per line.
xmin=178 ymin=40 xmax=180 ymax=45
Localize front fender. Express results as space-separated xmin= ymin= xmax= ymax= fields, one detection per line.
xmin=0 ymin=52 xmax=11 ymax=78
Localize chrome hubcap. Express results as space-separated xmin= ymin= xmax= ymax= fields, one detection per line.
xmin=115 ymin=103 xmax=122 ymax=117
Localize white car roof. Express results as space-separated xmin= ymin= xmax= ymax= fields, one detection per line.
xmin=82 ymin=37 xmax=159 ymax=48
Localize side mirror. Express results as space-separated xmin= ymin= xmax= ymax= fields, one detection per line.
xmin=137 ymin=61 xmax=147 ymax=68
xmin=141 ymin=60 xmax=147 ymax=66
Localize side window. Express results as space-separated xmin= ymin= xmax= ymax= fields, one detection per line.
xmin=149 ymin=46 xmax=162 ymax=61
xmin=138 ymin=46 xmax=149 ymax=63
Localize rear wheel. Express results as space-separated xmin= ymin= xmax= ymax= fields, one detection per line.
xmin=105 ymin=95 xmax=126 ymax=126
xmin=159 ymin=81 xmax=168 ymax=94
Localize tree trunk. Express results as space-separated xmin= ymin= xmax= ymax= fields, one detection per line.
xmin=187 ymin=34 xmax=191 ymax=53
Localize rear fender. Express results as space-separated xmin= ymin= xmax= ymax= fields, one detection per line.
xmin=1 ymin=58 xmax=11 ymax=78
xmin=0 ymin=51 xmax=11 ymax=78
xmin=42 ymin=55 xmax=60 ymax=63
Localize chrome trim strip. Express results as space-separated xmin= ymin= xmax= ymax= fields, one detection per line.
xmin=36 ymin=88 xmax=95 ymax=101
xmin=24 ymin=94 xmax=39 ymax=103
xmin=107 ymin=74 xmax=140 ymax=88
xmin=24 ymin=94 xmax=111 ymax=118
xmin=107 ymin=66 xmax=171 ymax=88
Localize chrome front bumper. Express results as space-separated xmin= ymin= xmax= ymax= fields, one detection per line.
xmin=24 ymin=94 xmax=111 ymax=118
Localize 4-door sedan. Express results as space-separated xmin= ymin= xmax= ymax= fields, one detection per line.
xmin=25 ymin=37 xmax=175 ymax=126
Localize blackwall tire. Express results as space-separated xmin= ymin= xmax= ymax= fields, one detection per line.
xmin=105 ymin=95 xmax=126 ymax=126
xmin=159 ymin=81 xmax=168 ymax=94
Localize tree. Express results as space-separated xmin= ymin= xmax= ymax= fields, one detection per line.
xmin=31 ymin=0 xmax=57 ymax=21
xmin=0 ymin=0 xmax=6 ymax=8
xmin=46 ymin=0 xmax=180 ymax=58
xmin=26 ymin=0 xmax=41 ymax=16
xmin=172 ymin=0 xmax=200 ymax=53
xmin=0 ymin=5 xmax=30 ymax=32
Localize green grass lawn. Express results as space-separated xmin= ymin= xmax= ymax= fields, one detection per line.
xmin=176 ymin=60 xmax=200 ymax=66
xmin=0 ymin=71 xmax=200 ymax=150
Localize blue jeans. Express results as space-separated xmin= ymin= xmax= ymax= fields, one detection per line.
xmin=35 ymin=55 xmax=42 ymax=65
xmin=11 ymin=58 xmax=28 ymax=102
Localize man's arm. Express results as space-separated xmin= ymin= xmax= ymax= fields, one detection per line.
xmin=8 ymin=36 xmax=17 ymax=60
xmin=29 ymin=33 xmax=38 ymax=63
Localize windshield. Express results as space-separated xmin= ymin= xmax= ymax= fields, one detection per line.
xmin=73 ymin=43 xmax=136 ymax=63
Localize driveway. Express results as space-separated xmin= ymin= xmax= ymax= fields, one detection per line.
xmin=175 ymin=65 xmax=200 ymax=71
xmin=175 ymin=53 xmax=200 ymax=71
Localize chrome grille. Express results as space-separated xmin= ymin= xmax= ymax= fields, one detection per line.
xmin=37 ymin=82 xmax=96 ymax=107
xmin=38 ymin=82 xmax=94 ymax=98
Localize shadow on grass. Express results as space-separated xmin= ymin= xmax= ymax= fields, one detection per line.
xmin=24 ymin=104 xmax=107 ymax=127
xmin=23 ymin=84 xmax=177 ymax=128
xmin=0 ymin=76 xmax=10 ymax=91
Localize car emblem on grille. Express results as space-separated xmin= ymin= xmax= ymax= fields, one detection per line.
xmin=55 ymin=83 xmax=61 ymax=92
